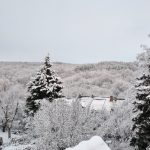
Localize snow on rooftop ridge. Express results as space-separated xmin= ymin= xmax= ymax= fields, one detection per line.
xmin=65 ymin=136 xmax=111 ymax=150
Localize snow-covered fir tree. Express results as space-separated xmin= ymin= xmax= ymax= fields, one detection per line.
xmin=26 ymin=54 xmax=63 ymax=115
xmin=131 ymin=49 xmax=150 ymax=150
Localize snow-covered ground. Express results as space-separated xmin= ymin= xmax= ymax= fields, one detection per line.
xmin=65 ymin=136 xmax=111 ymax=150
xmin=3 ymin=144 xmax=34 ymax=150
xmin=0 ymin=131 xmax=12 ymax=145
xmin=0 ymin=131 xmax=34 ymax=150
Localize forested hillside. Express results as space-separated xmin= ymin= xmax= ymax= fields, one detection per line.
xmin=0 ymin=61 xmax=137 ymax=98
xmin=0 ymin=60 xmax=138 ymax=150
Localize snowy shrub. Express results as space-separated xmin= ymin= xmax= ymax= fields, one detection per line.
xmin=31 ymin=98 xmax=98 ymax=150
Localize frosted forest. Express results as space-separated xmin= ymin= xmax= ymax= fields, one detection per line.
xmin=1 ymin=1 xmax=150 ymax=149
xmin=0 ymin=47 xmax=150 ymax=150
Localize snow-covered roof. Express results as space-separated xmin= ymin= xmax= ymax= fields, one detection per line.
xmin=65 ymin=97 xmax=123 ymax=111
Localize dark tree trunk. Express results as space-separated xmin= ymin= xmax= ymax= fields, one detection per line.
xmin=2 ymin=125 xmax=6 ymax=132
xmin=8 ymin=127 xmax=11 ymax=139
xmin=2 ymin=120 xmax=7 ymax=132
xmin=0 ymin=137 xmax=3 ymax=146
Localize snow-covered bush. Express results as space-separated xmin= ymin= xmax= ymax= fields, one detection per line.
xmin=31 ymin=98 xmax=99 ymax=150
xmin=30 ymin=91 xmax=135 ymax=150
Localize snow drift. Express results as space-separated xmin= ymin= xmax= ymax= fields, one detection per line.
xmin=65 ymin=136 xmax=111 ymax=150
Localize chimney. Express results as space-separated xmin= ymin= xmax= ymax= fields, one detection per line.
xmin=110 ymin=96 xmax=113 ymax=102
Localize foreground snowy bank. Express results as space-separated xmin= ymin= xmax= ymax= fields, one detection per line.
xmin=0 ymin=131 xmax=35 ymax=150
xmin=66 ymin=136 xmax=111 ymax=150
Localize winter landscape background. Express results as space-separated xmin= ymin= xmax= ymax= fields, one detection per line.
xmin=1 ymin=0 xmax=150 ymax=150
xmin=0 ymin=57 xmax=140 ymax=150
xmin=1 ymin=49 xmax=150 ymax=150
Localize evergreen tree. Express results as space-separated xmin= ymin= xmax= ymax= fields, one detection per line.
xmin=26 ymin=54 xmax=63 ymax=115
xmin=131 ymin=49 xmax=150 ymax=150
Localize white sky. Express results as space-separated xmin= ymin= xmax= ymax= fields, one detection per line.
xmin=0 ymin=0 xmax=150 ymax=63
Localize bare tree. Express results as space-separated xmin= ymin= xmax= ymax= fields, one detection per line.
xmin=0 ymin=84 xmax=22 ymax=138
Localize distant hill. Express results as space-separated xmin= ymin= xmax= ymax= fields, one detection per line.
xmin=0 ymin=61 xmax=138 ymax=98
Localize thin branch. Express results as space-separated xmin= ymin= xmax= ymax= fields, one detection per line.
xmin=10 ymin=102 xmax=19 ymax=128
xmin=0 ymin=99 xmax=6 ymax=116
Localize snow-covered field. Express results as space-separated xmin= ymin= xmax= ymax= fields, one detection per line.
xmin=66 ymin=136 xmax=111 ymax=150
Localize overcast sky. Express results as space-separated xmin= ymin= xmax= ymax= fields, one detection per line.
xmin=0 ymin=0 xmax=150 ymax=63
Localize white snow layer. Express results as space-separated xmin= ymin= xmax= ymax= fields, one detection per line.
xmin=0 ymin=132 xmax=34 ymax=150
xmin=65 ymin=136 xmax=111 ymax=150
